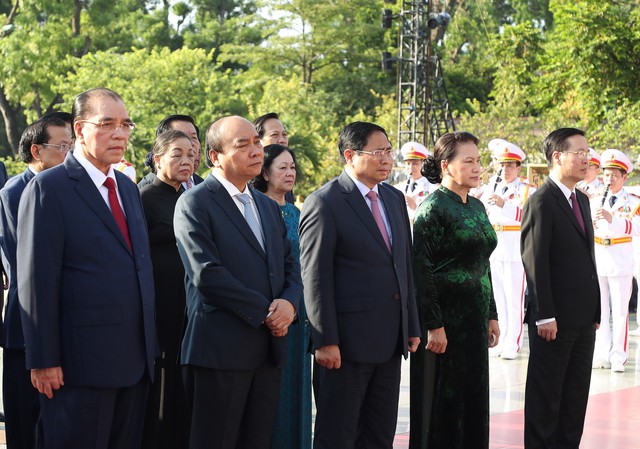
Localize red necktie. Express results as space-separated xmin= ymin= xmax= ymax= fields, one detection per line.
xmin=366 ymin=191 xmax=391 ymax=252
xmin=570 ymin=191 xmax=586 ymax=235
xmin=103 ymin=177 xmax=132 ymax=250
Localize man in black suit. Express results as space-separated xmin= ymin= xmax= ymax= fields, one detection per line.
xmin=0 ymin=116 xmax=71 ymax=448
xmin=17 ymin=88 xmax=158 ymax=449
xmin=299 ymin=121 xmax=421 ymax=449
xmin=521 ymin=127 xmax=600 ymax=449
xmin=173 ymin=115 xmax=302 ymax=449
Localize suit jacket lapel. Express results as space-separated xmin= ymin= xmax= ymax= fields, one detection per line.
xmin=117 ymin=172 xmax=146 ymax=255
xmin=546 ymin=178 xmax=587 ymax=239
xmin=66 ymin=154 xmax=133 ymax=254
xmin=378 ymin=185 xmax=400 ymax=257
xmin=339 ymin=171 xmax=391 ymax=254
xmin=205 ymin=175 xmax=266 ymax=258
xmin=576 ymin=190 xmax=594 ymax=242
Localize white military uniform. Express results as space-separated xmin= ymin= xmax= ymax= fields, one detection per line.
xmin=577 ymin=148 xmax=603 ymax=199
xmin=591 ymin=150 xmax=640 ymax=370
xmin=393 ymin=141 xmax=438 ymax=222
xmin=112 ymin=158 xmax=137 ymax=183
xmin=481 ymin=140 xmax=535 ymax=359
xmin=395 ymin=176 xmax=438 ymax=221
xmin=577 ymin=177 xmax=603 ymax=198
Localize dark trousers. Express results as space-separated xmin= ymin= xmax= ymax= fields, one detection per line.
xmin=142 ymin=354 xmax=189 ymax=449
xmin=182 ymin=364 xmax=281 ymax=449
xmin=37 ymin=378 xmax=149 ymax=449
xmin=313 ymin=355 xmax=402 ymax=449
xmin=524 ymin=323 xmax=595 ymax=449
xmin=3 ymin=348 xmax=39 ymax=449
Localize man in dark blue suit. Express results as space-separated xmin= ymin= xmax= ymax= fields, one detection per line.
xmin=299 ymin=122 xmax=421 ymax=449
xmin=17 ymin=88 xmax=157 ymax=449
xmin=0 ymin=116 xmax=71 ymax=449
xmin=174 ymin=115 xmax=302 ymax=449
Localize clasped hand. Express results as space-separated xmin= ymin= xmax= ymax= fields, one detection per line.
xmin=265 ymin=298 xmax=295 ymax=337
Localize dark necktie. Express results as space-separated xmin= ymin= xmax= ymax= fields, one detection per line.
xmin=609 ymin=195 xmax=617 ymax=208
xmin=103 ymin=177 xmax=132 ymax=250
xmin=366 ymin=191 xmax=391 ymax=251
xmin=569 ymin=192 xmax=586 ymax=235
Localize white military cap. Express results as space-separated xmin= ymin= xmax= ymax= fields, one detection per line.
xmin=601 ymin=149 xmax=633 ymax=174
xmin=488 ymin=139 xmax=526 ymax=163
xmin=400 ymin=141 xmax=431 ymax=160
xmin=587 ymin=148 xmax=601 ymax=167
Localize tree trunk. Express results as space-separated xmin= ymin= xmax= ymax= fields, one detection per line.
xmin=0 ymin=86 xmax=21 ymax=156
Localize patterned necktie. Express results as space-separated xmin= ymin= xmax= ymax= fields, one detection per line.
xmin=236 ymin=193 xmax=265 ymax=251
xmin=103 ymin=177 xmax=132 ymax=250
xmin=366 ymin=191 xmax=391 ymax=252
xmin=569 ymin=192 xmax=586 ymax=235
xmin=609 ymin=195 xmax=617 ymax=208
xmin=186 ymin=178 xmax=193 ymax=190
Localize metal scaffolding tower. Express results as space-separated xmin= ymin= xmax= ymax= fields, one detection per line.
xmin=396 ymin=0 xmax=455 ymax=150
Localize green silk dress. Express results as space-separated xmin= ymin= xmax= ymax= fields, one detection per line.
xmin=409 ymin=185 xmax=498 ymax=449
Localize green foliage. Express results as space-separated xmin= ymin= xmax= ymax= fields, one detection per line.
xmin=57 ymin=47 xmax=242 ymax=173
xmin=4 ymin=0 xmax=640 ymax=187
xmin=1 ymin=156 xmax=27 ymax=178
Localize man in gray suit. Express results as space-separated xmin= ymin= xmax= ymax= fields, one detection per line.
xmin=173 ymin=115 xmax=302 ymax=449
xmin=299 ymin=121 xmax=421 ymax=449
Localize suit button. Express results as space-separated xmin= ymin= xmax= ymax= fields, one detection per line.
xmin=394 ymin=294 xmax=400 ymax=300
xmin=269 ymin=272 xmax=274 ymax=278
xmin=592 ymin=275 xmax=597 ymax=280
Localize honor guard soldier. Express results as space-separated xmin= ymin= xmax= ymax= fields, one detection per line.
xmin=113 ymin=157 xmax=137 ymax=183
xmin=394 ymin=141 xmax=438 ymax=223
xmin=576 ymin=148 xmax=603 ymax=198
xmin=481 ymin=139 xmax=536 ymax=360
xmin=591 ymin=149 xmax=640 ymax=372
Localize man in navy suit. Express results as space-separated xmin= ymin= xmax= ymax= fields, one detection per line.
xmin=17 ymin=88 xmax=157 ymax=449
xmin=0 ymin=116 xmax=71 ymax=449
xmin=299 ymin=121 xmax=421 ymax=449
xmin=521 ymin=128 xmax=600 ymax=449
xmin=173 ymin=115 xmax=302 ymax=449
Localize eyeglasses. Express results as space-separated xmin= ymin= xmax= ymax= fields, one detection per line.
xmin=41 ymin=143 xmax=72 ymax=153
xmin=80 ymin=120 xmax=136 ymax=134
xmin=562 ymin=150 xmax=589 ymax=159
xmin=356 ymin=149 xmax=398 ymax=160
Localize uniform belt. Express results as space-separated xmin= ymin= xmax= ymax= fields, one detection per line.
xmin=594 ymin=237 xmax=632 ymax=246
xmin=493 ymin=225 xmax=521 ymax=232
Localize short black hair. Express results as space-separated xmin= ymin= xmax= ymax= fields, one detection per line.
xmin=155 ymin=114 xmax=200 ymax=138
xmin=41 ymin=111 xmax=73 ymax=126
xmin=542 ymin=128 xmax=585 ymax=164
xmin=250 ymin=144 xmax=298 ymax=192
xmin=253 ymin=112 xmax=281 ymax=138
xmin=338 ymin=121 xmax=388 ymax=163
xmin=18 ymin=117 xmax=68 ymax=164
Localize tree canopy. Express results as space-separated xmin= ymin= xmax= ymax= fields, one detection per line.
xmin=2 ymin=0 xmax=640 ymax=192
